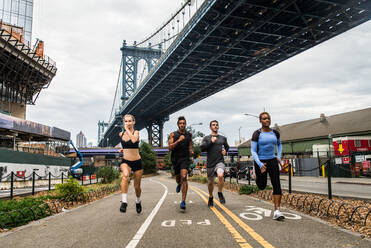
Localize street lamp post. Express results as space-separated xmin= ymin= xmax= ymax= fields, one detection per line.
xmin=244 ymin=113 xmax=259 ymax=119
xmin=238 ymin=126 xmax=242 ymax=145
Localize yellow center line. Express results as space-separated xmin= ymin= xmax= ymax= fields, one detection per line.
xmin=191 ymin=186 xmax=275 ymax=248
xmin=191 ymin=187 xmax=253 ymax=248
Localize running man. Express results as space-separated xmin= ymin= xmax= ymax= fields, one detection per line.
xmin=201 ymin=120 xmax=229 ymax=207
xmin=251 ymin=112 xmax=284 ymax=221
xmin=168 ymin=116 xmax=194 ymax=211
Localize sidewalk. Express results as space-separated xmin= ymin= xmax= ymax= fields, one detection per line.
xmin=280 ymin=175 xmax=371 ymax=185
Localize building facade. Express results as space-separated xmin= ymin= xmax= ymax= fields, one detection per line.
xmin=0 ymin=0 xmax=33 ymax=42
xmin=76 ymin=131 xmax=87 ymax=148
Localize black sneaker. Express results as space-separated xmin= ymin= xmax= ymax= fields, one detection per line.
xmin=136 ymin=202 xmax=142 ymax=214
xmin=120 ymin=202 xmax=127 ymax=213
xmin=218 ymin=192 xmax=225 ymax=204
xmin=208 ymin=196 xmax=213 ymax=207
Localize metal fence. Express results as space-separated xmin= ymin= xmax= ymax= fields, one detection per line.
xmin=0 ymin=172 xmax=99 ymax=199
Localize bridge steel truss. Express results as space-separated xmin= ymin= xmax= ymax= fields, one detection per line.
xmin=99 ymin=42 xmax=163 ymax=147
xmin=101 ymin=0 xmax=371 ymax=147
xmin=120 ymin=40 xmax=162 ymax=104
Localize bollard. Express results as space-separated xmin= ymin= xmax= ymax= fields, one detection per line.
xmin=32 ymin=171 xmax=35 ymax=195
xmin=82 ymin=175 xmax=84 ymax=186
xmin=90 ymin=174 xmax=92 ymax=185
xmin=327 ymin=160 xmax=332 ymax=199
xmin=61 ymin=172 xmax=64 ymax=184
xmin=49 ymin=172 xmax=51 ymax=191
xmin=10 ymin=171 xmax=14 ymax=199
xmin=288 ymin=163 xmax=292 ymax=194
xmin=248 ymin=168 xmax=251 ymax=185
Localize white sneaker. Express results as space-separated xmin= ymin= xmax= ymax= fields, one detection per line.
xmin=273 ymin=210 xmax=285 ymax=221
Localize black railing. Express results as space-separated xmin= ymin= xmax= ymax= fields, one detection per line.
xmin=0 ymin=172 xmax=99 ymax=199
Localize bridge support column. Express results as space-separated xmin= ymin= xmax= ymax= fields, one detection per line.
xmin=146 ymin=117 xmax=168 ymax=147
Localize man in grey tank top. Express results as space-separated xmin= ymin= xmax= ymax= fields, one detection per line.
xmin=201 ymin=120 xmax=229 ymax=207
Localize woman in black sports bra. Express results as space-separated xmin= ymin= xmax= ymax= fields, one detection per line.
xmin=118 ymin=114 xmax=143 ymax=214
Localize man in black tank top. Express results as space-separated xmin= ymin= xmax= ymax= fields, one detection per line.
xmin=168 ymin=116 xmax=194 ymax=211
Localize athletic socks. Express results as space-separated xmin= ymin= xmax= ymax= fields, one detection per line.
xmin=136 ymin=197 xmax=141 ymax=204
xmin=122 ymin=194 xmax=127 ymax=203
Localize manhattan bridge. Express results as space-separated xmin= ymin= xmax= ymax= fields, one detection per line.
xmin=97 ymin=0 xmax=371 ymax=147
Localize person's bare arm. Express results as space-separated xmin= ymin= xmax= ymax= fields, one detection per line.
xmin=168 ymin=132 xmax=185 ymax=150
xmin=126 ymin=130 xmax=139 ymax=143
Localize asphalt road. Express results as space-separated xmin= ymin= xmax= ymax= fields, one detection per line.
xmin=0 ymin=174 xmax=370 ymax=248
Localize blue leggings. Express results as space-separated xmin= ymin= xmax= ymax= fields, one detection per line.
xmin=254 ymin=158 xmax=282 ymax=195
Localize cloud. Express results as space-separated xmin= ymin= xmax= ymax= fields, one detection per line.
xmin=27 ymin=1 xmax=371 ymax=147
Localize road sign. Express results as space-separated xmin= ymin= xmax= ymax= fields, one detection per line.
xmin=355 ymin=155 xmax=365 ymax=163
xmin=343 ymin=157 xmax=350 ymax=164
xmin=362 ymin=161 xmax=370 ymax=169
xmin=335 ymin=158 xmax=342 ymax=165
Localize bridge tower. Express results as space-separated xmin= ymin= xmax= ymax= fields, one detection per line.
xmin=97 ymin=121 xmax=108 ymax=146
xmin=120 ymin=41 xmax=166 ymax=147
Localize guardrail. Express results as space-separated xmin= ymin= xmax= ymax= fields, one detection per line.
xmin=257 ymin=190 xmax=371 ymax=227
xmin=0 ymin=172 xmax=98 ymax=199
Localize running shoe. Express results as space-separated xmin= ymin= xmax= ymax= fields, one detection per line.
xmin=120 ymin=202 xmax=127 ymax=213
xmin=273 ymin=210 xmax=285 ymax=221
xmin=218 ymin=192 xmax=226 ymax=204
xmin=208 ymin=196 xmax=213 ymax=207
xmin=180 ymin=201 xmax=186 ymax=211
xmin=136 ymin=202 xmax=142 ymax=214
xmin=176 ymin=184 xmax=181 ymax=193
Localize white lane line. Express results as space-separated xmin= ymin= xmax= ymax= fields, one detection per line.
xmin=125 ymin=179 xmax=168 ymax=248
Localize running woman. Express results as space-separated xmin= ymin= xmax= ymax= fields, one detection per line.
xmin=251 ymin=112 xmax=284 ymax=220
xmin=119 ymin=114 xmax=143 ymax=214
xmin=168 ymin=116 xmax=194 ymax=211
xmin=201 ymin=120 xmax=229 ymax=207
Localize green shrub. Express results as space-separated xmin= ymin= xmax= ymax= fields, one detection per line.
xmin=201 ymin=176 xmax=208 ymax=184
xmin=239 ymin=184 xmax=259 ymax=194
xmin=55 ymin=177 xmax=86 ymax=199
xmin=139 ymin=142 xmax=157 ymax=174
xmin=96 ymin=166 xmax=120 ymax=184
xmin=0 ymin=197 xmax=50 ymax=228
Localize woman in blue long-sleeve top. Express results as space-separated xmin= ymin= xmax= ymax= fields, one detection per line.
xmin=251 ymin=112 xmax=285 ymax=221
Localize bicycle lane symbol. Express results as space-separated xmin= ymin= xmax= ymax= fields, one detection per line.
xmin=239 ymin=206 xmax=302 ymax=220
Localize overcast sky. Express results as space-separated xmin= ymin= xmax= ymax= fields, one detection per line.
xmin=28 ymin=0 xmax=371 ymax=147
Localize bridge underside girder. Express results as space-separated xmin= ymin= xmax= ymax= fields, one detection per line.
xmin=102 ymin=0 xmax=371 ymax=147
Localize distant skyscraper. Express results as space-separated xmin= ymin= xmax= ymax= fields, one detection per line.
xmin=76 ymin=131 xmax=87 ymax=148
xmin=0 ymin=0 xmax=34 ymax=42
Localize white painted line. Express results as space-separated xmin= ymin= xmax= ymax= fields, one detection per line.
xmin=126 ymin=179 xmax=168 ymax=248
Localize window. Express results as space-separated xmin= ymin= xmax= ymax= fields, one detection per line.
xmin=4 ymin=0 xmax=11 ymax=12
xmin=25 ymin=1 xmax=32 ymax=17
xmin=19 ymin=0 xmax=25 ymax=16
xmin=11 ymin=0 xmax=19 ymax=13
xmin=355 ymin=140 xmax=361 ymax=147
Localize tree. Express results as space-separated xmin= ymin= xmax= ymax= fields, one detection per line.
xmin=186 ymin=126 xmax=205 ymax=159
xmin=139 ymin=141 xmax=157 ymax=174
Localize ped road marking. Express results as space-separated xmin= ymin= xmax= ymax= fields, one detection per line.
xmin=126 ymin=179 xmax=168 ymax=248
xmin=191 ymin=186 xmax=274 ymax=248
xmin=191 ymin=187 xmax=253 ymax=248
